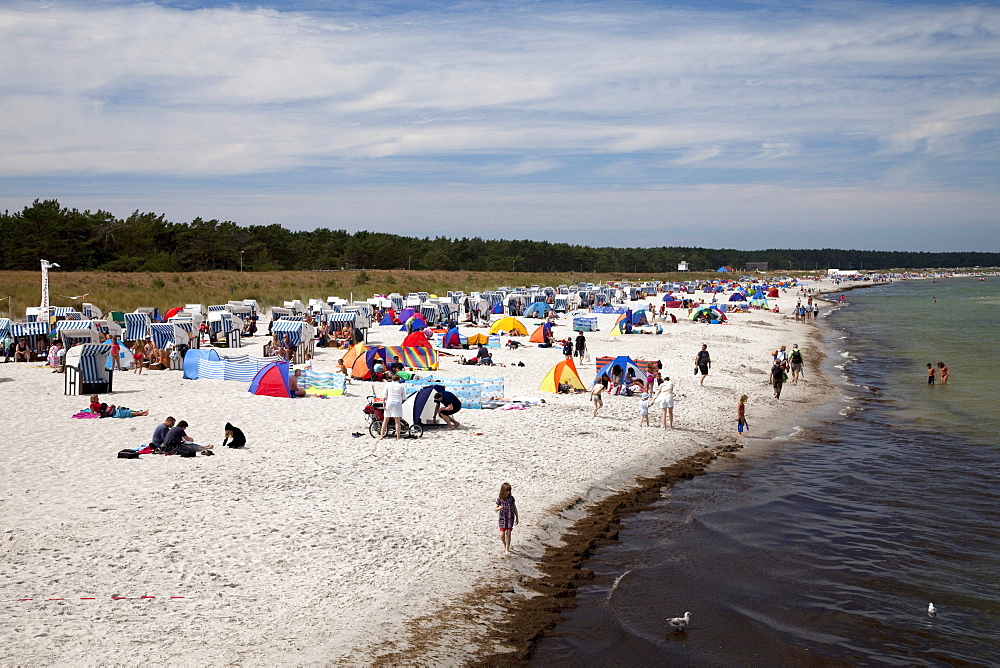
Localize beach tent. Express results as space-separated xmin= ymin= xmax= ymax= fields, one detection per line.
xmin=398 ymin=308 xmax=416 ymax=322
xmin=595 ymin=355 xmax=644 ymax=382
xmin=529 ymin=325 xmax=548 ymax=344
xmin=401 ymin=384 xmax=446 ymax=425
xmin=183 ymin=347 xmax=221 ymax=379
xmin=378 ymin=310 xmax=397 ymax=326
xmin=342 ymin=342 xmax=368 ymax=369
xmin=400 ymin=315 xmax=427 ymax=332
xmin=402 ymin=330 xmax=433 ymax=349
xmin=539 ymin=358 xmax=586 ymax=393
xmin=524 ymin=302 xmax=550 ymax=318
xmin=248 ymin=361 xmax=292 ymax=398
xmin=690 ymin=305 xmax=728 ymax=323
xmin=728 ymin=292 xmax=747 ymax=301
xmin=491 ymin=302 xmax=504 ymax=315
xmin=351 ymin=347 xmax=389 ymax=380
xmin=490 ymin=316 xmax=528 ymax=336
xmin=631 ymin=309 xmax=648 ymax=326
xmin=442 ymin=327 xmax=462 ymax=349
xmin=164 ymin=306 xmax=184 ymax=321
xmin=767 ymin=287 xmax=779 ymax=298
xmin=64 ymin=343 xmax=113 ymax=395
xmin=610 ymin=314 xmax=628 ymax=337
xmin=466 ymin=333 xmax=489 ymax=346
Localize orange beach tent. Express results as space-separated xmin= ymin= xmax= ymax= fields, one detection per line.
xmin=539 ymin=358 xmax=586 ymax=393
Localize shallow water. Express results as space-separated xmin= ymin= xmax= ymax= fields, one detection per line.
xmin=532 ymin=277 xmax=1000 ymax=665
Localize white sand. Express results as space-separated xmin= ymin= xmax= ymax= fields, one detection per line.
xmin=0 ymin=283 xmax=845 ymax=664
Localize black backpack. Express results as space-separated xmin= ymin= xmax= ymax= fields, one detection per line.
xmin=117 ymin=449 xmax=139 ymax=459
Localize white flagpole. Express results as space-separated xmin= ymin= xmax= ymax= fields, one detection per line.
xmin=39 ymin=259 xmax=59 ymax=322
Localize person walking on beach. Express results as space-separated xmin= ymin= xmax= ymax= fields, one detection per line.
xmin=575 ymin=333 xmax=587 ymax=362
xmin=926 ymin=362 xmax=936 ymax=385
xmin=789 ymin=345 xmax=804 ymax=383
xmin=495 ymin=482 xmax=519 ymax=555
xmin=737 ymin=395 xmax=749 ymax=436
xmin=591 ymin=374 xmax=608 ymax=417
xmin=937 ymin=362 xmax=949 ymax=385
xmin=771 ymin=360 xmax=785 ymax=399
xmin=694 ymin=344 xmax=711 ymax=386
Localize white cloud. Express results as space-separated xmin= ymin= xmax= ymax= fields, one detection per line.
xmin=0 ymin=0 xmax=998 ymax=249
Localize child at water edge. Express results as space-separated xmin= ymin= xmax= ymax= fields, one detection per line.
xmin=638 ymin=392 xmax=650 ymax=427
xmin=927 ymin=363 xmax=936 ymax=385
xmin=495 ymin=482 xmax=519 ymax=555
xmin=737 ymin=395 xmax=749 ymax=436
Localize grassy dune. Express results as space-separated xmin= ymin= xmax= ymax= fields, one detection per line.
xmin=0 ymin=268 xmax=771 ymax=318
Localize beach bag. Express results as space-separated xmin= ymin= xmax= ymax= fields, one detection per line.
xmin=117 ymin=449 xmax=139 ymax=459
xmin=115 ymin=407 xmax=132 ymax=418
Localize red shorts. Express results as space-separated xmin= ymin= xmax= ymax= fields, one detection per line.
xmin=499 ymin=527 xmax=513 ymax=532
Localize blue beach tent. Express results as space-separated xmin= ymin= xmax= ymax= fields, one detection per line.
xmin=594 ymin=355 xmax=644 ymax=382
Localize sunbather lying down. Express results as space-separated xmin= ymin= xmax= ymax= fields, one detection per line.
xmin=88 ymin=394 xmax=148 ymax=417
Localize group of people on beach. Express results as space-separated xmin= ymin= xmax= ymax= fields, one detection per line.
xmin=926 ymin=362 xmax=950 ymax=385
xmin=147 ymin=417 xmax=246 ymax=456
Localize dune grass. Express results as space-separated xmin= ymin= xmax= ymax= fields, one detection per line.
xmin=0 ymin=268 xmax=782 ymax=318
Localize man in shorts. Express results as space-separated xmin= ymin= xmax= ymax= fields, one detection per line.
xmin=789 ymin=345 xmax=804 ymax=383
xmin=694 ymin=344 xmax=711 ymax=386
xmin=433 ymin=390 xmax=462 ymax=429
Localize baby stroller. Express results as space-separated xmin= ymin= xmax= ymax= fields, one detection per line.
xmin=363 ymin=395 xmax=424 ymax=439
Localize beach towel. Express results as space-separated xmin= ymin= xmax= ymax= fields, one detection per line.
xmin=72 ymin=411 xmax=101 ymax=419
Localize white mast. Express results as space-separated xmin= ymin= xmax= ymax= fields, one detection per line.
xmin=39 ymin=259 xmax=60 ymax=322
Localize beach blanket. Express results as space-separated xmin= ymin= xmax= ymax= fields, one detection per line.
xmin=72 ymin=411 xmax=101 ymax=419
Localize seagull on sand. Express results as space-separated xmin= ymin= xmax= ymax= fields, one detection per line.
xmin=60 ymin=293 xmax=89 ymax=300
xmin=666 ymin=612 xmax=691 ymax=630
xmin=928 ymin=603 xmax=937 ymax=617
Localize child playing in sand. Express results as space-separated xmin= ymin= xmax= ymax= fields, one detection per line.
xmin=737 ymin=395 xmax=749 ymax=436
xmin=495 ymin=482 xmax=519 ymax=555
xmin=638 ymin=392 xmax=650 ymax=426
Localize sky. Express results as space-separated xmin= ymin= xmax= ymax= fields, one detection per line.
xmin=1 ymin=0 xmax=998 ymax=251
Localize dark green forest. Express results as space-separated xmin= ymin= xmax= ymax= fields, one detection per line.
xmin=2 ymin=199 xmax=996 ymax=273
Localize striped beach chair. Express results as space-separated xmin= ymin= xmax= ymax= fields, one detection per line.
xmin=124 ymin=312 xmax=151 ymax=343
xmin=64 ymin=343 xmax=113 ymax=395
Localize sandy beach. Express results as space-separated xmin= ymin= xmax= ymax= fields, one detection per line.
xmin=1 ymin=282 xmax=847 ymax=664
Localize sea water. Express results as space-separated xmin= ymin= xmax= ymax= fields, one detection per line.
xmin=532 ymin=277 xmax=1000 ymax=665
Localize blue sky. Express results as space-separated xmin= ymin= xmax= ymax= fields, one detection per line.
xmin=2 ymin=0 xmax=998 ymax=251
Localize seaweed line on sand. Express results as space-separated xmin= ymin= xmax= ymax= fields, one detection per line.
xmin=371 ymin=443 xmax=745 ymax=666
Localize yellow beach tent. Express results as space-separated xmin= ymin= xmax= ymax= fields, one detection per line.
xmin=490 ymin=316 xmax=528 ymax=336
xmin=466 ymin=333 xmax=489 ymax=346
xmin=539 ymin=358 xmax=586 ymax=393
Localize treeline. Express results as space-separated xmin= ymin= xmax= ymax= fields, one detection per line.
xmin=1 ymin=199 xmax=996 ymax=273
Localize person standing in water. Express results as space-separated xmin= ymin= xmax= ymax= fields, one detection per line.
xmin=926 ymin=362 xmax=936 ymax=385
xmin=495 ymin=482 xmax=519 ymax=555
xmin=937 ymin=362 xmax=949 ymax=385
xmin=737 ymin=395 xmax=749 ymax=436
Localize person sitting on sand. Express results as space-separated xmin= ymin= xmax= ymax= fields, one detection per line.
xmin=14 ymin=338 xmax=31 ymax=362
xmin=433 ymin=390 xmax=462 ymax=429
xmin=289 ymin=369 xmax=307 ymax=397
xmin=223 ymin=422 xmax=246 ymax=448
xmin=151 ymin=416 xmax=176 ymax=450
xmin=163 ymin=420 xmax=213 ymax=456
